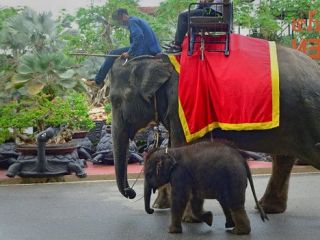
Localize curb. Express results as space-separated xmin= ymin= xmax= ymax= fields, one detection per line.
xmin=0 ymin=165 xmax=318 ymax=185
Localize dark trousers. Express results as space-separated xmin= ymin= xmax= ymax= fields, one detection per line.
xmin=174 ymin=8 xmax=219 ymax=46
xmin=95 ymin=47 xmax=129 ymax=85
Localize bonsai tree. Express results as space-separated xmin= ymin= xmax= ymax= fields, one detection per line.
xmin=0 ymin=91 xmax=94 ymax=145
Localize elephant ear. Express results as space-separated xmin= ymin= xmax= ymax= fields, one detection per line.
xmin=130 ymin=59 xmax=172 ymax=102
xmin=156 ymin=155 xmax=177 ymax=177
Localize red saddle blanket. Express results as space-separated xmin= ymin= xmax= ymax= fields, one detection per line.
xmin=168 ymin=34 xmax=280 ymax=142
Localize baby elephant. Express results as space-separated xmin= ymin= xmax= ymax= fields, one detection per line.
xmin=144 ymin=141 xmax=268 ymax=234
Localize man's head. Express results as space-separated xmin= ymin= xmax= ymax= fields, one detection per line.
xmin=112 ymin=8 xmax=129 ymax=26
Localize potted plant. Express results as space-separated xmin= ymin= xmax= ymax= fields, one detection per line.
xmin=0 ymin=91 xmax=94 ymax=178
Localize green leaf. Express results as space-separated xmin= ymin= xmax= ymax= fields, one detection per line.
xmin=17 ymin=63 xmax=34 ymax=74
xmin=59 ymin=78 xmax=78 ymax=89
xmin=59 ymin=69 xmax=75 ymax=79
xmin=27 ymin=81 xmax=45 ymax=95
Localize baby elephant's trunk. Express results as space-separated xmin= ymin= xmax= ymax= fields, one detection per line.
xmin=144 ymin=183 xmax=154 ymax=214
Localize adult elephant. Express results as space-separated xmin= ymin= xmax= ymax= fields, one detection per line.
xmin=109 ymin=45 xmax=320 ymax=215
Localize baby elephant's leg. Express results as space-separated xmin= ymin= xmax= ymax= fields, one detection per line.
xmin=190 ymin=197 xmax=213 ymax=226
xmin=219 ymin=202 xmax=235 ymax=228
xmin=229 ymin=208 xmax=251 ymax=235
xmin=169 ymin=190 xmax=189 ymax=233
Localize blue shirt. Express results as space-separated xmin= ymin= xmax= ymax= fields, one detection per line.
xmin=127 ymin=16 xmax=161 ymax=57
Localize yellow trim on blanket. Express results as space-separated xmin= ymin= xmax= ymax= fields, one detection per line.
xmin=168 ymin=54 xmax=181 ymax=73
xmin=269 ymin=41 xmax=280 ymax=129
xmin=172 ymin=43 xmax=280 ymax=143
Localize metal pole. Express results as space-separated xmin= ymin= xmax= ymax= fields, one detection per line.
xmin=68 ymin=53 xmax=121 ymax=58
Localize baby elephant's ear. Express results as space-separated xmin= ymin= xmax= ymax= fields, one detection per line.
xmin=168 ymin=155 xmax=177 ymax=171
xmin=156 ymin=159 xmax=163 ymax=176
xmin=157 ymin=154 xmax=177 ymax=177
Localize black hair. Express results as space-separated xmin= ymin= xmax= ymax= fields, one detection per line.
xmin=112 ymin=8 xmax=128 ymax=20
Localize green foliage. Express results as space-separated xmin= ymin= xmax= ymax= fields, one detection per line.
xmin=67 ymin=92 xmax=95 ymax=130
xmin=0 ymin=8 xmax=58 ymax=55
xmin=251 ymin=1 xmax=281 ymax=41
xmin=0 ymin=92 xmax=94 ymax=144
xmin=0 ymin=101 xmax=18 ymax=143
xmin=0 ymin=55 xmax=17 ymax=102
xmin=104 ymin=102 xmax=112 ymax=113
xmin=106 ymin=112 xmax=112 ymax=125
xmin=0 ymin=7 xmax=19 ymax=32
xmin=233 ymin=0 xmax=254 ymax=28
xmin=58 ymin=0 xmax=153 ymax=55
xmin=0 ymin=8 xmax=87 ymax=102
xmin=12 ymin=51 xmax=86 ymax=97
xmin=248 ymin=0 xmax=320 ymax=41
xmin=104 ymin=102 xmax=112 ymax=125
xmin=270 ymin=0 xmax=320 ymax=21
xmin=154 ymin=0 xmax=194 ymax=42
xmin=58 ymin=6 xmax=109 ymax=55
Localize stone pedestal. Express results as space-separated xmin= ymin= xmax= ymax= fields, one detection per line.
xmin=6 ymin=128 xmax=86 ymax=178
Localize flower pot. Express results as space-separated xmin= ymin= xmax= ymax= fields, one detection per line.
xmin=72 ymin=131 xmax=89 ymax=139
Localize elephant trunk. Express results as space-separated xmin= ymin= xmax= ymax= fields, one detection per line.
xmin=112 ymin=124 xmax=136 ymax=199
xmin=144 ymin=182 xmax=154 ymax=214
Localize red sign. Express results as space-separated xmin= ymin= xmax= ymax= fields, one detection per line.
xmin=292 ymin=10 xmax=320 ymax=59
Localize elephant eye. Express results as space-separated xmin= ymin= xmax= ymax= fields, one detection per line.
xmin=110 ymin=95 xmax=122 ymax=106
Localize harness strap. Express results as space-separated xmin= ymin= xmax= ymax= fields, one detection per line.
xmin=152 ymin=95 xmax=161 ymax=148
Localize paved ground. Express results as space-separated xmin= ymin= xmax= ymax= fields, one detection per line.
xmin=0 ymin=173 xmax=320 ymax=240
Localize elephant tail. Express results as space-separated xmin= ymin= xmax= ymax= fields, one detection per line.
xmin=244 ymin=160 xmax=269 ymax=222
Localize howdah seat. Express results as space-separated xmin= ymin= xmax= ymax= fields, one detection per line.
xmin=188 ymin=1 xmax=233 ymax=59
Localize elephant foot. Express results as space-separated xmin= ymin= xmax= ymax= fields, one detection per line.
xmin=168 ymin=225 xmax=182 ymax=233
xmin=201 ymin=211 xmax=213 ymax=226
xmin=152 ymin=199 xmax=170 ymax=209
xmin=258 ymin=155 xmax=295 ymax=214
xmin=225 ymin=219 xmax=235 ymax=228
xmin=258 ymin=195 xmax=287 ymax=214
xmin=229 ymin=208 xmax=251 ymax=235
xmin=182 ymin=202 xmax=201 ymax=223
xmin=228 ymin=227 xmax=251 ymax=235
xmin=182 ymin=214 xmax=202 ymax=223
xmin=152 ymin=185 xmax=171 ymax=209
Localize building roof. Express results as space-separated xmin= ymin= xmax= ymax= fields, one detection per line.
xmin=138 ymin=6 xmax=157 ymax=15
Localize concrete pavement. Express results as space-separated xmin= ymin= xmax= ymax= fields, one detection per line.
xmin=0 ymin=173 xmax=320 ymax=240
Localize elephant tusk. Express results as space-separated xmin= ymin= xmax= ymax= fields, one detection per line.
xmin=122 ymin=58 xmax=128 ymax=66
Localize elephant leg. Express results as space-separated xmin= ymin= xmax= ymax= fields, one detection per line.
xmin=152 ymin=184 xmax=171 ymax=209
xmin=229 ymin=208 xmax=251 ymax=235
xmin=190 ymin=197 xmax=213 ymax=226
xmin=219 ymin=201 xmax=235 ymax=228
xmin=182 ymin=200 xmax=203 ymax=223
xmin=259 ymin=155 xmax=295 ymax=213
xmin=169 ymin=188 xmax=189 ymax=233
xmin=153 ymin=186 xmax=209 ymax=224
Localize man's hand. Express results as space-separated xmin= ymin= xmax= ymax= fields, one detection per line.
xmin=121 ymin=52 xmax=129 ymax=59
xmin=85 ymin=79 xmax=96 ymax=87
xmin=199 ymin=0 xmax=214 ymax=3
